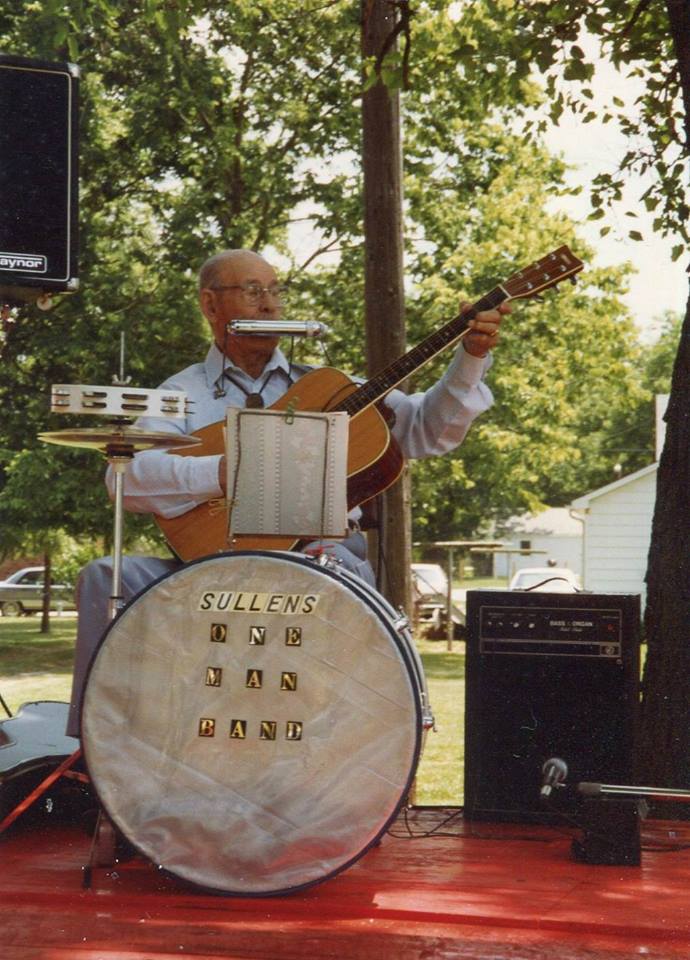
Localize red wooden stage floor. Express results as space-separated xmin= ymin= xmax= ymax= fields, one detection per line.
xmin=2 ymin=807 xmax=690 ymax=960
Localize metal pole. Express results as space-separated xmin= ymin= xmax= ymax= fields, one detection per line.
xmin=119 ymin=331 xmax=126 ymax=383
xmin=446 ymin=546 xmax=454 ymax=651
xmin=579 ymin=782 xmax=690 ymax=803
xmin=107 ymin=452 xmax=132 ymax=620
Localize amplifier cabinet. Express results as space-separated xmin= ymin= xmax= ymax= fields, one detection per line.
xmin=464 ymin=590 xmax=640 ymax=823
xmin=0 ymin=54 xmax=79 ymax=301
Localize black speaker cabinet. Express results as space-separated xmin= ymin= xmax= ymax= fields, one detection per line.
xmin=464 ymin=590 xmax=640 ymax=823
xmin=0 ymin=53 xmax=79 ymax=303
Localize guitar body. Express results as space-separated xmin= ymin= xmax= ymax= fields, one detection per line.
xmin=155 ymin=367 xmax=404 ymax=561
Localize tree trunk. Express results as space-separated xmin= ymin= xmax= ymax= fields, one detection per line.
xmin=360 ymin=0 xmax=411 ymax=615
xmin=638 ymin=288 xmax=690 ymax=807
xmin=40 ymin=550 xmax=51 ymax=634
xmin=636 ymin=1 xmax=690 ymax=815
xmin=665 ymin=0 xmax=690 ymax=146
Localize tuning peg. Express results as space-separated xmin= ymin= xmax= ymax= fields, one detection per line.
xmin=570 ymin=276 xmax=578 ymax=285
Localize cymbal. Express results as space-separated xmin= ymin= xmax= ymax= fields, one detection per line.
xmin=38 ymin=427 xmax=202 ymax=453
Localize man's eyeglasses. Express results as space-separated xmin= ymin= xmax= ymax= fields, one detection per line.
xmin=210 ymin=282 xmax=289 ymax=304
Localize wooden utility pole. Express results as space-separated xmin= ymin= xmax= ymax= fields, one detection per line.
xmin=361 ymin=0 xmax=411 ymax=614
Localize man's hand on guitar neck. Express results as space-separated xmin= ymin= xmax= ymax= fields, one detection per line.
xmin=462 ymin=301 xmax=510 ymax=358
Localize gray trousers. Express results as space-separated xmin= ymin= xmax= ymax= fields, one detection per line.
xmin=66 ymin=534 xmax=374 ymax=737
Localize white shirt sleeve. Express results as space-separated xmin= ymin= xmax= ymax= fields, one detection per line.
xmin=104 ymin=367 xmax=226 ymax=519
xmin=105 ymin=445 xmax=223 ymax=519
xmin=387 ymin=344 xmax=493 ymax=457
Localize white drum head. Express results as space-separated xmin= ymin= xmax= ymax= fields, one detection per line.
xmin=82 ymin=552 xmax=422 ymax=895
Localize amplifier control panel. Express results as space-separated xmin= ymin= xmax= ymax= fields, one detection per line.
xmin=478 ymin=604 xmax=623 ymax=658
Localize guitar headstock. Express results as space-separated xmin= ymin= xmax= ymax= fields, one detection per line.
xmin=502 ymin=245 xmax=584 ymax=301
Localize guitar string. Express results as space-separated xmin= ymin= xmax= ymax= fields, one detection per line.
xmin=338 ymin=285 xmax=510 ymax=417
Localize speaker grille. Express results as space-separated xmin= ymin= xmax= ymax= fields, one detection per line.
xmin=0 ymin=54 xmax=79 ymax=296
xmin=464 ymin=590 xmax=640 ymax=823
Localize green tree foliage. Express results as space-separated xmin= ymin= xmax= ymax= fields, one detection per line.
xmin=290 ymin=5 xmax=646 ymax=542
xmin=642 ymin=311 xmax=683 ymax=394
xmin=401 ymin=130 xmax=644 ymax=540
xmin=363 ymin=1 xmax=647 ymax=539
xmin=0 ymin=0 xmax=642 ymax=560
xmin=599 ymin=312 xmax=683 ymax=474
xmin=451 ymin=0 xmax=689 ymax=256
xmin=0 ymin=0 xmax=363 ymax=551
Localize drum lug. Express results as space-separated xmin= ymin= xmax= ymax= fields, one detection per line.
xmin=393 ymin=607 xmax=410 ymax=633
xmin=312 ymin=552 xmax=341 ymax=572
xmin=421 ymin=697 xmax=436 ymax=732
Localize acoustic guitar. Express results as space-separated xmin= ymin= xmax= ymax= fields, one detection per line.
xmin=156 ymin=245 xmax=584 ymax=561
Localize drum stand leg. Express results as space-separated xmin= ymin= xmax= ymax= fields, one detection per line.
xmin=82 ymin=446 xmax=135 ymax=888
xmin=82 ymin=808 xmax=119 ymax=889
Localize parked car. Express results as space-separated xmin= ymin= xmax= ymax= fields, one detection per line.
xmin=411 ymin=562 xmax=466 ymax=639
xmin=0 ymin=567 xmax=75 ymax=616
xmin=509 ymin=566 xmax=581 ymax=593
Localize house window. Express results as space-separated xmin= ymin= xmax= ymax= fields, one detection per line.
xmin=520 ymin=539 xmax=531 ymax=555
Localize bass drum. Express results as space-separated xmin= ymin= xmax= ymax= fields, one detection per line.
xmin=81 ymin=551 xmax=432 ymax=896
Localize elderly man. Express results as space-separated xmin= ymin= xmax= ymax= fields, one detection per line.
xmin=66 ymin=248 xmax=507 ymax=736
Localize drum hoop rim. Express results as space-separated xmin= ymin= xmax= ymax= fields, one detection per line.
xmin=79 ymin=549 xmax=424 ymax=896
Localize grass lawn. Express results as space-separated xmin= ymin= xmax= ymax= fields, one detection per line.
xmin=0 ymin=613 xmax=467 ymax=806
xmin=0 ymin=614 xmax=76 ymax=714
xmin=415 ymin=637 xmax=465 ymax=805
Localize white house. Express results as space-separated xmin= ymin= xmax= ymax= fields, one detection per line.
xmin=569 ymin=463 xmax=658 ymax=603
xmin=492 ymin=395 xmax=666 ymax=595
xmin=566 ymin=394 xmax=668 ymax=602
xmin=493 ymin=507 xmax=584 ymax=581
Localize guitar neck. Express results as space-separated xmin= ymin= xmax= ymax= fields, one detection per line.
xmin=335 ymin=285 xmax=508 ymax=416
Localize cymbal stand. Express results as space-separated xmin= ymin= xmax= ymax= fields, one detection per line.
xmin=108 ymin=334 xmax=133 ymax=618
xmin=105 ymin=330 xmax=134 ymax=620
xmin=43 ymin=336 xmax=197 ymax=621
xmin=7 ymin=342 xmax=198 ymax=859
xmin=105 ymin=432 xmax=135 ymax=619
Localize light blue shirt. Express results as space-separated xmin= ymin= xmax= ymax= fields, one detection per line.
xmin=108 ymin=341 xmax=493 ymax=519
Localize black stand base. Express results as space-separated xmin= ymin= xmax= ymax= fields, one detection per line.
xmin=571 ymin=798 xmax=648 ymax=866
